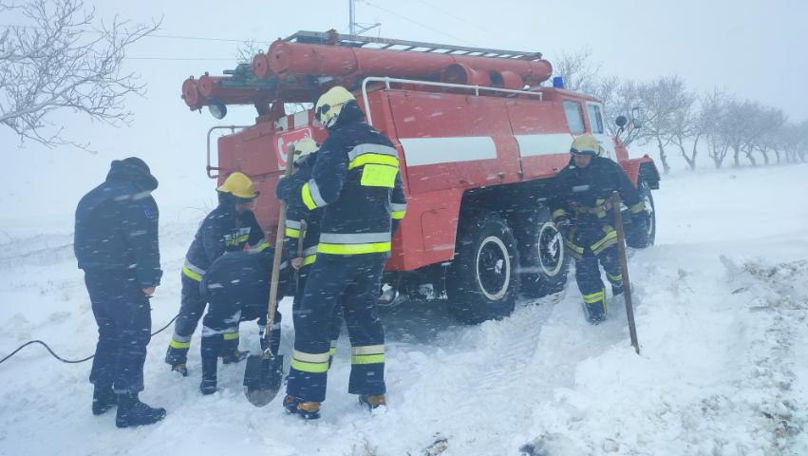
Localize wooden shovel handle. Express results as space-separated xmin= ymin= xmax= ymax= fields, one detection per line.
xmin=263 ymin=146 xmax=296 ymax=355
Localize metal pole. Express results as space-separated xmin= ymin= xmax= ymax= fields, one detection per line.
xmin=611 ymin=191 xmax=640 ymax=355
xmin=349 ymin=0 xmax=356 ymax=35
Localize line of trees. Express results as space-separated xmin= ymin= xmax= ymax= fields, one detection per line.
xmin=554 ymin=49 xmax=808 ymax=172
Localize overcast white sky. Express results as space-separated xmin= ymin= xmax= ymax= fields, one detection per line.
xmin=3 ymin=0 xmax=807 ymax=225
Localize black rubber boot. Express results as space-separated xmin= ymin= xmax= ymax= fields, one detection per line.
xmin=170 ymin=363 xmax=189 ymax=377
xmin=165 ymin=345 xmax=188 ymax=365
xmin=200 ymin=357 xmax=218 ymax=395
xmin=584 ymin=302 xmax=606 ymax=325
xmin=92 ymin=384 xmax=116 ymax=415
xmin=200 ymin=378 xmax=217 ymax=395
xmin=282 ymin=395 xmax=300 ymax=414
xmin=115 ymin=393 xmax=166 ymax=428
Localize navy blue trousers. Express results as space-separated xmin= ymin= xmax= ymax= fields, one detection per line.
xmin=286 ymin=254 xmax=386 ymax=403
xmin=84 ymin=269 xmax=151 ymax=393
xmin=166 ymin=274 xmax=207 ymax=363
xmin=569 ymin=223 xmax=623 ymax=322
xmin=295 ymin=267 xmax=344 ymax=344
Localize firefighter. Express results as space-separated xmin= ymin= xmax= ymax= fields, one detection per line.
xmin=279 ymin=137 xmax=344 ymax=372
xmin=74 ymin=157 xmax=166 ymax=428
xmin=197 ymin=249 xmax=284 ymax=395
xmin=550 ymin=134 xmax=648 ymax=324
xmin=276 ymin=86 xmax=407 ymax=419
xmin=165 ymin=172 xmax=270 ymax=376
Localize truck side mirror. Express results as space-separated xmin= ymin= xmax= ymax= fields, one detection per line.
xmin=631 ymin=107 xmax=642 ymax=129
xmin=615 ymin=115 xmax=628 ymax=128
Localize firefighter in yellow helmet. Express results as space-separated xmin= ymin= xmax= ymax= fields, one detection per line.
xmin=277 ymin=85 xmax=407 ymax=419
xmin=165 ymin=171 xmax=272 ymax=376
xmin=549 ymin=134 xmax=648 ymax=324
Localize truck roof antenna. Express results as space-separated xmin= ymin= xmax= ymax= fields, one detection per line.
xmin=349 ymin=0 xmax=381 ymax=36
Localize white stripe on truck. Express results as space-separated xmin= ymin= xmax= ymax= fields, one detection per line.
xmin=400 ymin=136 xmax=497 ymax=166
xmin=514 ymin=133 xmax=573 ymax=157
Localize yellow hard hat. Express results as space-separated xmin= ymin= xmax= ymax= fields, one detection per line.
xmin=292 ymin=137 xmax=318 ymax=164
xmin=315 ymin=86 xmax=356 ymax=129
xmin=217 ymin=172 xmax=258 ymax=199
xmin=570 ymin=134 xmax=602 ymax=156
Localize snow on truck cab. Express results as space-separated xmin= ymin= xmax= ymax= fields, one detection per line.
xmin=180 ymin=30 xmax=660 ymax=324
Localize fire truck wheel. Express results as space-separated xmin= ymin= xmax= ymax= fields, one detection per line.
xmin=446 ymin=214 xmax=519 ymax=324
xmin=518 ymin=208 xmax=569 ymax=299
xmin=625 ymin=181 xmax=656 ymax=248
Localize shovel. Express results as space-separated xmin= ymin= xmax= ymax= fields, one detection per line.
xmin=244 ymin=145 xmax=296 ymax=406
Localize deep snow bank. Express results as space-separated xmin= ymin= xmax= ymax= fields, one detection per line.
xmin=0 ymin=165 xmax=806 ymax=455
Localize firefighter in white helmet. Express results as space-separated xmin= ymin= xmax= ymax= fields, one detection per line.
xmin=276 ymin=86 xmax=407 ymax=419
xmin=550 ymin=134 xmax=647 ymax=324
xmin=277 ymin=137 xmax=345 ymax=375
xmin=165 ymin=171 xmax=271 ymax=376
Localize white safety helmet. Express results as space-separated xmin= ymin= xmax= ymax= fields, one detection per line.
xmin=292 ymin=137 xmax=318 ymax=165
xmin=570 ymin=134 xmax=603 ymax=157
xmin=314 ymin=86 xmax=356 ymax=129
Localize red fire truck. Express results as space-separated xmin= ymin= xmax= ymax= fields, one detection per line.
xmin=181 ymin=30 xmax=659 ymax=324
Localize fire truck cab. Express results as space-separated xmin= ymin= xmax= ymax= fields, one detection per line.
xmin=181 ymin=30 xmax=660 ymax=324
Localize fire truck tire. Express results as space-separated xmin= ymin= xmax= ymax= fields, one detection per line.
xmin=446 ymin=213 xmax=519 ymax=324
xmin=517 ymin=207 xmax=569 ymax=299
xmin=625 ymin=181 xmax=656 ymax=249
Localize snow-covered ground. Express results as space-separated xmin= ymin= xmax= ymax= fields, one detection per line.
xmin=1 ymin=165 xmax=807 ymax=455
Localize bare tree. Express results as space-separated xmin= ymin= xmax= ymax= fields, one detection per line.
xmin=798 ymin=121 xmax=808 ymax=163
xmin=236 ymin=38 xmax=264 ymax=64
xmin=593 ymin=76 xmax=644 ymax=145
xmin=702 ymin=90 xmax=732 ymax=169
xmin=552 ymin=47 xmax=601 ymax=94
xmin=753 ymin=107 xmax=786 ymax=165
xmin=635 ymin=76 xmax=692 ymax=174
xmin=0 ymin=0 xmax=159 ymax=148
xmin=779 ymin=121 xmax=808 ymax=164
xmin=666 ymin=88 xmax=699 ymax=170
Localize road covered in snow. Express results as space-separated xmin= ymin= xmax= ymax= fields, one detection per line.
xmin=1 ymin=164 xmax=807 ymax=455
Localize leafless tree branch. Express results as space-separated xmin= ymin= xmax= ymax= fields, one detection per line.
xmin=0 ymin=0 xmax=161 ymax=149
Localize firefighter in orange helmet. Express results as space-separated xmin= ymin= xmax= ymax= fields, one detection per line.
xmin=550 ymin=134 xmax=647 ymax=324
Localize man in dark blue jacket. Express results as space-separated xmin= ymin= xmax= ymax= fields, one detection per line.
xmin=74 ymin=157 xmax=166 ymax=428
xmin=165 ymin=172 xmax=270 ymax=375
xmin=277 ymin=86 xmax=407 ymax=419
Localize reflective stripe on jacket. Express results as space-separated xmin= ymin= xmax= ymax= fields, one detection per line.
xmin=297 ymin=119 xmax=406 ymax=256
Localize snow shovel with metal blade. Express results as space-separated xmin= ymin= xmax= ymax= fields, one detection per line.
xmin=244 ymin=145 xmax=296 ymax=407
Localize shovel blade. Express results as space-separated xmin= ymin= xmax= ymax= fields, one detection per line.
xmin=243 ymin=353 xmax=284 ymax=407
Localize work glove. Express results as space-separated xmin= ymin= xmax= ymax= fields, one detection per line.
xmin=554 ymin=217 xmax=571 ymax=237
xmin=275 ymin=176 xmax=292 ymax=202
xmin=631 ymin=210 xmax=649 ymax=232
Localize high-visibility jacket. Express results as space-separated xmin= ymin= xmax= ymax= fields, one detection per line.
xmin=550 ymin=156 xmax=644 ymax=256
xmin=279 ymin=155 xmax=321 ymax=268
xmin=182 ymin=198 xmax=269 ymax=282
xmin=297 ymin=118 xmax=407 ymax=256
